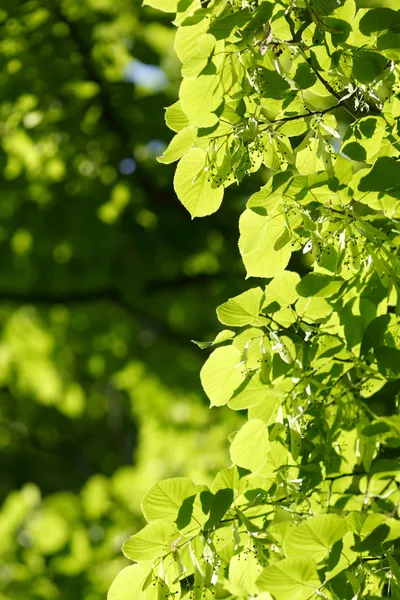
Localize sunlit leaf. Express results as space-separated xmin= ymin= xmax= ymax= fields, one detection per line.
xmin=257 ymin=557 xmax=320 ymax=600
xmin=108 ymin=565 xmax=145 ymax=600
xmin=143 ymin=0 xmax=178 ymax=12
xmin=122 ymin=520 xmax=179 ymax=562
xmin=230 ymin=419 xmax=270 ymax=472
xmin=200 ymin=345 xmax=244 ymax=406
xmin=283 ymin=515 xmax=348 ymax=562
xmin=174 ymin=148 xmax=224 ymax=217
xmin=217 ymin=287 xmax=265 ymax=327
xmin=142 ymin=478 xmax=197 ymax=522
xmin=158 ymin=127 xmax=197 ymax=164
xmin=239 ymin=209 xmax=292 ymax=278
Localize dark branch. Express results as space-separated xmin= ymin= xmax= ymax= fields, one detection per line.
xmin=50 ymin=0 xmax=128 ymax=152
xmin=272 ymin=101 xmax=350 ymax=126
xmin=49 ymin=0 xmax=173 ymax=205
xmin=325 ymin=471 xmax=365 ymax=481
xmin=298 ymin=49 xmax=358 ymax=120
xmin=146 ymin=273 xmax=222 ymax=293
xmin=0 ymin=288 xmax=199 ymax=351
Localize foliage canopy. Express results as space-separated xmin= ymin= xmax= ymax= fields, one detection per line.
xmin=0 ymin=1 xmax=247 ymax=598
xmin=111 ymin=0 xmax=400 ymax=599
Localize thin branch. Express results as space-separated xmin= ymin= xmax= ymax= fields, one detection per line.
xmin=0 ymin=288 xmax=200 ymax=351
xmin=298 ymin=48 xmax=358 ymax=120
xmin=49 ymin=0 xmax=172 ymax=205
xmin=259 ymin=312 xmax=305 ymax=342
xmin=146 ymin=273 xmax=222 ymax=293
xmin=272 ymin=102 xmax=346 ymax=125
xmin=50 ymin=0 xmax=128 ymax=152
xmin=325 ymin=471 xmax=365 ymax=481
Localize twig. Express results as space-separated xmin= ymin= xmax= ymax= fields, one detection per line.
xmin=49 ymin=0 xmax=172 ymax=205
xmin=298 ymin=48 xmax=358 ymax=120
xmin=325 ymin=471 xmax=365 ymax=481
xmin=0 ymin=288 xmax=200 ymax=351
xmin=273 ymin=101 xmax=347 ymax=125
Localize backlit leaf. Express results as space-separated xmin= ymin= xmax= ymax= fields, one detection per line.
xmin=174 ymin=148 xmax=224 ymax=217
xmin=217 ymin=287 xmax=265 ymax=327
xmin=230 ymin=419 xmax=270 ymax=472
xmin=122 ymin=520 xmax=179 ymax=562
xmin=142 ymin=478 xmax=197 ymax=522
xmin=283 ymin=515 xmax=348 ymax=562
xmin=200 ymin=345 xmax=244 ymax=406
xmin=257 ymin=557 xmax=320 ymax=600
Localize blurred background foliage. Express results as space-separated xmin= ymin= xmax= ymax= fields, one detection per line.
xmin=2 ymin=0 xmax=397 ymax=598
xmin=0 ymin=1 xmax=252 ymax=598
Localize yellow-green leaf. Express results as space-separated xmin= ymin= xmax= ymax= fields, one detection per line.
xmin=174 ymin=148 xmax=224 ymax=217
xmin=200 ymin=345 xmax=244 ymax=406
xmin=230 ymin=419 xmax=270 ymax=472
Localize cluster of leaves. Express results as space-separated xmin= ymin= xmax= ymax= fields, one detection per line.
xmin=0 ymin=1 xmax=248 ymax=598
xmin=110 ymin=0 xmax=400 ymax=599
xmin=0 ymin=347 xmax=240 ymax=600
xmin=159 ymin=0 xmax=400 ymax=217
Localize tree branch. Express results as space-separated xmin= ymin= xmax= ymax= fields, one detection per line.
xmin=297 ymin=47 xmax=358 ymax=120
xmin=49 ymin=0 xmax=173 ymax=205
xmin=0 ymin=288 xmax=200 ymax=351
xmin=325 ymin=471 xmax=365 ymax=481
xmin=272 ymin=101 xmax=350 ymax=126
xmin=146 ymin=273 xmax=222 ymax=293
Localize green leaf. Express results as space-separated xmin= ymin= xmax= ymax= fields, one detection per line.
xmin=388 ymin=554 xmax=400 ymax=583
xmin=165 ymin=101 xmax=190 ymax=133
xmin=296 ymin=296 xmax=331 ymax=320
xmin=375 ymin=346 xmax=400 ymax=377
xmin=352 ymin=50 xmax=387 ymax=84
xmin=361 ymin=421 xmax=391 ymax=437
xmin=296 ymin=273 xmax=343 ymax=298
xmin=260 ymin=69 xmax=290 ymax=100
xmin=208 ymin=10 xmax=249 ymax=39
xmin=174 ymin=10 xmax=211 ymax=61
xmin=342 ymin=141 xmax=366 ymax=162
xmin=249 ymin=387 xmax=285 ymax=424
xmin=230 ymin=419 xmax=270 ymax=472
xmin=181 ymin=33 xmax=216 ymax=79
xmin=175 ymin=490 xmax=210 ymax=532
xmin=200 ymin=345 xmax=244 ymax=406
xmin=257 ymin=557 xmax=320 ymax=600
xmin=108 ymin=565 xmax=145 ymax=600
xmin=143 ymin=0 xmax=178 ymax=12
xmin=296 ymin=137 xmax=329 ymax=176
xmin=263 ymin=271 xmax=301 ymax=311
xmin=174 ymin=148 xmax=224 ymax=217
xmin=203 ymin=488 xmax=234 ymax=529
xmin=283 ymin=515 xmax=348 ymax=562
xmin=360 ymin=314 xmax=390 ymax=356
xmin=227 ymin=551 xmax=263 ymax=596
xmin=229 ymin=373 xmax=274 ymax=411
xmin=239 ymin=209 xmax=293 ymax=278
xmin=359 ymin=8 xmax=400 ymax=35
xmin=351 ymin=116 xmax=386 ymax=161
xmin=122 ymin=520 xmax=179 ymax=562
xmin=211 ymin=466 xmax=243 ymax=494
xmin=180 ymin=74 xmax=223 ymax=128
xmin=293 ymin=63 xmax=317 ymax=89
xmin=158 ymin=127 xmax=197 ymax=164
xmin=141 ymin=477 xmax=197 ymax=522
xmin=311 ymin=0 xmax=340 ymax=16
xmin=217 ymin=287 xmax=265 ymax=327
xmin=192 ymin=329 xmax=235 ymax=349
xmin=358 ymin=157 xmax=400 ymax=192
